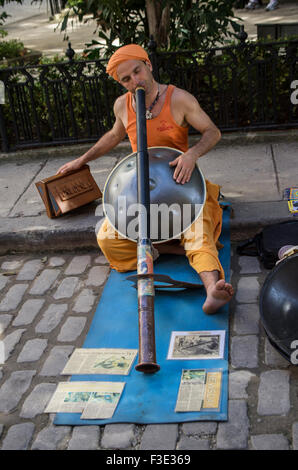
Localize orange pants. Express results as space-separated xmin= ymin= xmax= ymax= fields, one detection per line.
xmin=97 ymin=180 xmax=225 ymax=280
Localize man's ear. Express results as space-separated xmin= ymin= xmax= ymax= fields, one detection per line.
xmin=144 ymin=60 xmax=153 ymax=72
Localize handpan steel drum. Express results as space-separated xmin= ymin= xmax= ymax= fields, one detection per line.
xmin=259 ymin=253 xmax=298 ymax=362
xmin=103 ymin=147 xmax=206 ymax=243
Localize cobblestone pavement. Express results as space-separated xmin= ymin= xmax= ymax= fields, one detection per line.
xmin=0 ymin=246 xmax=298 ymax=451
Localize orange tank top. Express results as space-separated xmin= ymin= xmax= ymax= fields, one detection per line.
xmin=125 ymin=85 xmax=189 ymax=153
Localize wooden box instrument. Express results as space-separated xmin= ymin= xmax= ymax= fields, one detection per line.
xmin=35 ymin=165 xmax=102 ymax=218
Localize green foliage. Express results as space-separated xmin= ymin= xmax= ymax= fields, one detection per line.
xmin=61 ymin=0 xmax=147 ymax=58
xmin=0 ymin=38 xmax=24 ymax=60
xmin=60 ymin=0 xmax=240 ymax=57
xmin=1 ymin=53 xmax=118 ymax=144
xmin=167 ymin=0 xmax=241 ymax=51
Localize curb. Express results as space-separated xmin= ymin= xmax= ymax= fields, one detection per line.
xmin=0 ymin=227 xmax=98 ymax=255
xmin=0 ymin=130 xmax=295 ymax=254
xmin=0 ymin=202 xmax=292 ymax=255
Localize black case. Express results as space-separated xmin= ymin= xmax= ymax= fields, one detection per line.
xmin=237 ymin=220 xmax=298 ymax=269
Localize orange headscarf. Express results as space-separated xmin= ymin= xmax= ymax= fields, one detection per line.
xmin=106 ymin=44 xmax=150 ymax=81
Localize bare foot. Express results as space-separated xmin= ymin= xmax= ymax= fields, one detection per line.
xmin=202 ymin=279 xmax=234 ymax=315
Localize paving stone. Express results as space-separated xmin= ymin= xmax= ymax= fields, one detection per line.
xmin=233 ymin=304 xmax=259 ymax=335
xmin=86 ymin=266 xmax=109 ymax=287
xmin=181 ymin=422 xmax=217 ymax=436
xmin=16 ymin=259 xmax=43 ymax=281
xmin=1 ymin=260 xmax=22 ymax=271
xmin=177 ymin=436 xmax=210 ymax=450
xmin=0 ymin=370 xmax=36 ymax=412
xmin=257 ymin=370 xmax=290 ymax=416
xmin=13 ymin=298 xmax=45 ymax=326
xmin=35 ymin=303 xmax=67 ymax=333
xmin=1 ymin=423 xmax=35 ymax=450
xmin=216 ymin=400 xmax=249 ymax=449
xmin=139 ymin=424 xmax=178 ymax=450
xmin=39 ymin=345 xmax=74 ymax=376
xmin=292 ymin=422 xmax=298 ymax=450
xmin=57 ymin=316 xmax=86 ymax=342
xmin=251 ymin=434 xmax=289 ymax=450
xmin=0 ymin=284 xmax=28 ymax=311
xmin=65 ymin=255 xmax=91 ymax=275
xmin=29 ymin=269 xmax=60 ymax=295
xmin=235 ymin=277 xmax=259 ymax=303
xmin=3 ymin=329 xmax=26 ymax=361
xmin=20 ymin=383 xmax=57 ymax=418
xmin=67 ymin=426 xmax=100 ymax=450
xmin=0 ymin=275 xmax=8 ymax=291
xmin=94 ymin=255 xmax=108 ymax=264
xmin=31 ymin=424 xmax=71 ymax=450
xmin=101 ymin=424 xmax=136 ymax=449
xmin=73 ymin=288 xmax=96 ymax=313
xmin=238 ymin=256 xmax=261 ymax=274
xmin=53 ymin=277 xmax=79 ymax=299
xmin=264 ymin=338 xmax=290 ymax=368
xmin=17 ymin=338 xmax=48 ymax=362
xmin=231 ymin=335 xmax=259 ymax=369
xmin=49 ymin=257 xmax=66 ymax=267
xmin=0 ymin=314 xmax=12 ymax=334
xmin=229 ymin=370 xmax=255 ymax=399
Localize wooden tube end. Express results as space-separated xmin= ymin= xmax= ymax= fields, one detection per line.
xmin=135 ymin=362 xmax=160 ymax=374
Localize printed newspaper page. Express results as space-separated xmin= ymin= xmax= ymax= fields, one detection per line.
xmin=203 ymin=371 xmax=222 ymax=409
xmin=80 ymin=388 xmax=123 ymax=419
xmin=175 ymin=369 xmax=206 ymax=412
xmin=61 ymin=348 xmax=137 ymax=375
xmin=45 ymin=381 xmax=125 ymax=419
xmin=168 ymin=331 xmax=225 ymax=360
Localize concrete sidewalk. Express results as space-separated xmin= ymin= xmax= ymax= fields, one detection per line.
xmin=0 ymin=130 xmax=297 ymax=255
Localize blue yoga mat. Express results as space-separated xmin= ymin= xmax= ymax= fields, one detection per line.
xmin=54 ymin=207 xmax=230 ymax=425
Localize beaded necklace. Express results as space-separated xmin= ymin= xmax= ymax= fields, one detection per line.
xmin=145 ymin=86 xmax=160 ymax=120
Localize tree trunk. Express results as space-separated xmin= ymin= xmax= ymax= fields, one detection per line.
xmin=145 ymin=0 xmax=170 ymax=48
xmin=145 ymin=0 xmax=158 ymax=42
xmin=158 ymin=4 xmax=170 ymax=47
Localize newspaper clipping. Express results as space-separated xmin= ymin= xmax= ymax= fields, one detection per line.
xmin=203 ymin=371 xmax=222 ymax=410
xmin=168 ymin=330 xmax=225 ymax=360
xmin=45 ymin=381 xmax=125 ymax=419
xmin=175 ymin=369 xmax=206 ymax=412
xmin=175 ymin=369 xmax=223 ymax=413
xmin=61 ymin=348 xmax=137 ymax=375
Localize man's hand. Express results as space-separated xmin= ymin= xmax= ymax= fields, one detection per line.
xmin=56 ymin=158 xmax=84 ymax=175
xmin=169 ymin=152 xmax=197 ymax=184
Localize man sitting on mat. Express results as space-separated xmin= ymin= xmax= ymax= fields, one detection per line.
xmin=57 ymin=44 xmax=234 ymax=314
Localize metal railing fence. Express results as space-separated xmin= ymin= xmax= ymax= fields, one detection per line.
xmin=0 ymin=35 xmax=298 ymax=152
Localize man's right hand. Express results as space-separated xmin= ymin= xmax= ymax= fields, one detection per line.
xmin=56 ymin=158 xmax=84 ymax=175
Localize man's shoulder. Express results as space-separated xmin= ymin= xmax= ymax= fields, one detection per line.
xmin=171 ymin=85 xmax=198 ymax=108
xmin=171 ymin=85 xmax=195 ymax=100
xmin=114 ymin=93 xmax=128 ymax=114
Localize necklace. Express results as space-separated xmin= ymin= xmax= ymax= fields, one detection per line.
xmin=145 ymin=86 xmax=160 ymax=120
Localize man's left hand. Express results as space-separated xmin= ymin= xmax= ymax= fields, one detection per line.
xmin=169 ymin=152 xmax=197 ymax=184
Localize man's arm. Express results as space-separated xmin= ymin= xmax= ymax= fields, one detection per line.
xmin=57 ymin=97 xmax=127 ymax=174
xmin=169 ymin=89 xmax=221 ymax=184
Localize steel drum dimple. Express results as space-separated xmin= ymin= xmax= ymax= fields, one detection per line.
xmin=103 ymin=147 xmax=206 ymax=243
